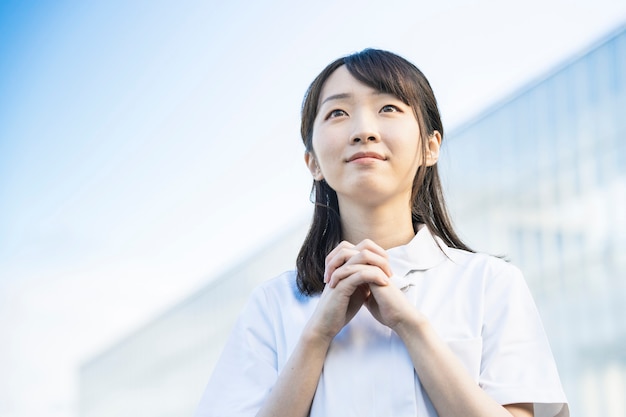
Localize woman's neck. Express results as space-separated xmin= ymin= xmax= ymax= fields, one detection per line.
xmin=338 ymin=197 xmax=416 ymax=250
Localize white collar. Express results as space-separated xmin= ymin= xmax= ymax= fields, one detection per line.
xmin=386 ymin=225 xmax=449 ymax=289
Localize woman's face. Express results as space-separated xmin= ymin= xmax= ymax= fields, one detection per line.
xmin=306 ymin=65 xmax=439 ymax=207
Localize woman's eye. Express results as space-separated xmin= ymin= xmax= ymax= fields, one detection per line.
xmin=327 ymin=109 xmax=347 ymax=119
xmin=380 ymin=104 xmax=400 ymax=113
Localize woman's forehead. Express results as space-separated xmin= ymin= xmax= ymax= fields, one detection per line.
xmin=318 ymin=66 xmax=396 ymax=106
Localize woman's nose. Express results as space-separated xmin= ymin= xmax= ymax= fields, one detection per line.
xmin=351 ymin=134 xmax=379 ymax=143
xmin=350 ymin=115 xmax=380 ymax=144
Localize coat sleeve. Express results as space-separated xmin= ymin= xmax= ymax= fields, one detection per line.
xmin=480 ymin=262 xmax=569 ymax=417
xmin=193 ymin=285 xmax=278 ymax=417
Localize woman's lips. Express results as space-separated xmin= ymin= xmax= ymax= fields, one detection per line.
xmin=347 ymin=152 xmax=385 ymax=162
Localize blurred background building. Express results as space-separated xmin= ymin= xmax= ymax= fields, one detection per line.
xmin=79 ymin=24 xmax=625 ymax=417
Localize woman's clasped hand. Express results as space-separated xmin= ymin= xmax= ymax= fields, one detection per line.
xmin=313 ymin=239 xmax=420 ymax=341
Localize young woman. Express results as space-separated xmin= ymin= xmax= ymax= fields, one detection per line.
xmin=195 ymin=49 xmax=568 ymax=417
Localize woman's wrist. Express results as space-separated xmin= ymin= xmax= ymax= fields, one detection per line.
xmin=302 ymin=322 xmax=336 ymax=349
xmin=392 ymin=308 xmax=430 ymax=341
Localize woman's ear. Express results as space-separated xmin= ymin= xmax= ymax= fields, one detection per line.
xmin=426 ymin=131 xmax=442 ymax=166
xmin=304 ymin=152 xmax=324 ymax=180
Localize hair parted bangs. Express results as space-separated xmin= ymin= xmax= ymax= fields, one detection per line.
xmin=301 ymin=48 xmax=442 ymax=153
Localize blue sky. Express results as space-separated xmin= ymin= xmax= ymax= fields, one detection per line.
xmin=1 ymin=1 xmax=625 ymax=416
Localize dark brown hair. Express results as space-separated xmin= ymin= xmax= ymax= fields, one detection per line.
xmin=296 ymin=48 xmax=472 ymax=295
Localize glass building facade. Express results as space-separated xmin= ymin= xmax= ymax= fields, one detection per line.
xmin=79 ymin=24 xmax=626 ymax=417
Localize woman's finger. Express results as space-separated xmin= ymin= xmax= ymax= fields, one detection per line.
xmin=324 ymin=242 xmax=356 ymax=283
xmin=352 ymin=239 xmax=392 ymax=277
xmin=330 ymin=263 xmax=390 ymax=289
xmin=328 ymin=248 xmax=392 ymax=287
xmin=324 ymin=239 xmax=393 ymax=286
xmin=354 ymin=238 xmax=389 ymax=259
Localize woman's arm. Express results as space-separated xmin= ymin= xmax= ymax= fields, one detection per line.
xmin=327 ymin=240 xmax=534 ymax=417
xmin=256 ymin=240 xmax=392 ymax=416
xmin=392 ymin=306 xmax=533 ymax=417
xmin=255 ymin=327 xmax=330 ymax=417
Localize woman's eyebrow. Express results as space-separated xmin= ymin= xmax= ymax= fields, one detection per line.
xmin=321 ymin=93 xmax=352 ymax=106
xmin=320 ymin=91 xmax=389 ymax=106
